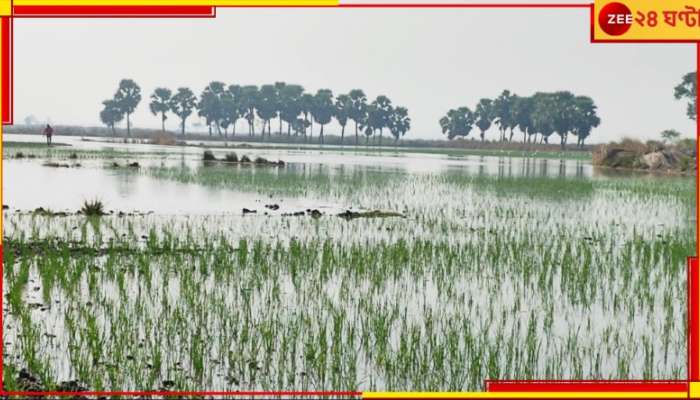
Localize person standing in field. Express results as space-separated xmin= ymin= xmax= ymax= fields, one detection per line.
xmin=43 ymin=124 xmax=53 ymax=146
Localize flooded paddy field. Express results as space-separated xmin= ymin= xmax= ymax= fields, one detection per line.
xmin=2 ymin=135 xmax=695 ymax=392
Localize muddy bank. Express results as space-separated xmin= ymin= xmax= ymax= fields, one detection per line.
xmin=592 ymin=140 xmax=695 ymax=174
xmin=203 ymin=150 xmax=285 ymax=167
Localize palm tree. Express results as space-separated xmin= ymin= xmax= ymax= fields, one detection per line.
xmin=493 ymin=90 xmax=515 ymax=141
xmin=299 ymin=93 xmax=315 ymax=139
xmin=439 ymin=107 xmax=474 ymax=140
xmin=571 ymin=95 xmax=600 ymax=148
xmin=99 ymin=99 xmax=123 ymax=137
xmin=371 ymin=95 xmax=393 ymax=146
xmin=334 ymin=94 xmax=352 ymax=144
xmin=198 ymin=81 xmax=226 ymax=136
xmin=550 ymin=91 xmax=576 ymax=149
xmin=513 ymin=96 xmax=534 ymax=143
xmin=169 ymin=87 xmax=197 ymax=136
xmin=348 ymin=89 xmax=368 ymax=146
xmin=474 ymin=98 xmax=494 ymax=141
xmin=388 ymin=106 xmax=411 ymax=143
xmin=149 ymin=88 xmax=172 ymax=132
xmin=240 ymin=85 xmax=259 ymax=136
xmin=279 ymin=84 xmax=304 ymax=136
xmin=256 ymin=84 xmax=278 ymax=138
xmin=311 ymin=89 xmax=334 ymax=145
xmin=531 ymin=92 xmax=556 ymax=144
xmin=274 ymin=81 xmax=286 ymax=134
xmin=113 ymin=79 xmax=141 ymax=139
xmin=224 ymin=85 xmax=244 ymax=136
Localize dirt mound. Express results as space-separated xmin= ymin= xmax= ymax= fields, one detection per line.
xmin=592 ymin=140 xmax=695 ymax=173
xmin=149 ymin=132 xmax=178 ymax=146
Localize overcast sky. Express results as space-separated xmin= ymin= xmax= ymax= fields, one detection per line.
xmin=12 ymin=7 xmax=697 ymax=142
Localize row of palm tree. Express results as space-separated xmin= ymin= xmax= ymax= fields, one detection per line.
xmin=100 ymin=79 xmax=412 ymax=145
xmin=439 ymin=90 xmax=601 ymax=149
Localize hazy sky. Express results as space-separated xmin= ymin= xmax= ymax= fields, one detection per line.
xmin=13 ymin=7 xmax=697 ymax=142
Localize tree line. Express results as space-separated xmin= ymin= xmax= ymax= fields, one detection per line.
xmin=439 ymin=90 xmax=601 ymax=149
xmin=99 ymin=79 xmax=411 ymax=145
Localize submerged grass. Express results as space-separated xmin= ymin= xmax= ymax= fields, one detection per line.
xmin=1 ymin=147 xmax=694 ymax=392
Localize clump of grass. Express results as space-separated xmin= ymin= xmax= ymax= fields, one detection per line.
xmin=224 ymin=153 xmax=238 ymax=162
xmin=79 ymin=199 xmax=106 ymax=217
xmin=240 ymin=155 xmax=251 ymax=163
xmin=254 ymin=157 xmax=268 ymax=164
xmin=203 ymin=151 xmax=217 ymax=161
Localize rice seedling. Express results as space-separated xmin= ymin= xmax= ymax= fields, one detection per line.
xmin=79 ymin=199 xmax=106 ymax=217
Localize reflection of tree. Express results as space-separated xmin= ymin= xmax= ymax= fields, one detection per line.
xmin=478 ymin=156 xmax=486 ymax=177
xmin=558 ymin=159 xmax=567 ymax=178
xmin=539 ymin=158 xmax=548 ymax=177
xmin=113 ymin=170 xmax=136 ymax=199
xmin=521 ymin=157 xmax=534 ymax=177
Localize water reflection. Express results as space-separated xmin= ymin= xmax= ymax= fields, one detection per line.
xmin=4 ymin=134 xmax=690 ymax=215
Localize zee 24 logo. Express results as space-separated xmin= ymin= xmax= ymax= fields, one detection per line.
xmin=598 ymin=1 xmax=700 ymax=36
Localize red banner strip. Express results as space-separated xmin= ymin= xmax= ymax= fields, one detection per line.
xmin=1 ymin=17 xmax=11 ymax=124
xmin=3 ymin=391 xmax=360 ymax=396
xmin=486 ymin=381 xmax=688 ymax=392
xmin=13 ymin=5 xmax=215 ymax=17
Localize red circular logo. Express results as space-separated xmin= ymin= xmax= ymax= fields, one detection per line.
xmin=599 ymin=2 xmax=633 ymax=36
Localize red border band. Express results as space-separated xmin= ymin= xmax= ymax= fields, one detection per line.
xmin=12 ymin=5 xmax=216 ymax=17
xmin=2 ymin=17 xmax=11 ymax=124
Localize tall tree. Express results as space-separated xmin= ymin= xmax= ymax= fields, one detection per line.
xmin=493 ymin=90 xmax=515 ymax=141
xmin=674 ymin=71 xmax=697 ymax=121
xmin=388 ymin=106 xmax=411 ymax=143
xmin=439 ymin=107 xmax=474 ymax=139
xmin=474 ymin=98 xmax=494 ymax=141
xmin=299 ymin=93 xmax=315 ymax=139
xmin=279 ymin=84 xmax=304 ymax=136
xmin=531 ymin=92 xmax=556 ymax=144
xmin=571 ymin=95 xmax=600 ymax=148
xmin=99 ymin=99 xmax=123 ymax=137
xmin=311 ymin=89 xmax=334 ymax=145
xmin=362 ymin=103 xmax=381 ymax=144
xmin=149 ymin=88 xmax=172 ymax=132
xmin=348 ymin=89 xmax=368 ymax=146
xmin=334 ymin=94 xmax=352 ymax=144
xmin=198 ymin=81 xmax=226 ymax=136
xmin=169 ymin=87 xmax=197 ymax=136
xmin=113 ymin=79 xmax=142 ymax=138
xmin=240 ymin=85 xmax=259 ymax=136
xmin=371 ymin=95 xmax=393 ymax=146
xmin=550 ymin=91 xmax=577 ymax=149
xmin=256 ymin=84 xmax=278 ymax=137
xmin=274 ymin=81 xmax=286 ymax=134
xmin=512 ymin=96 xmax=534 ymax=143
xmin=222 ymin=85 xmax=244 ymax=137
